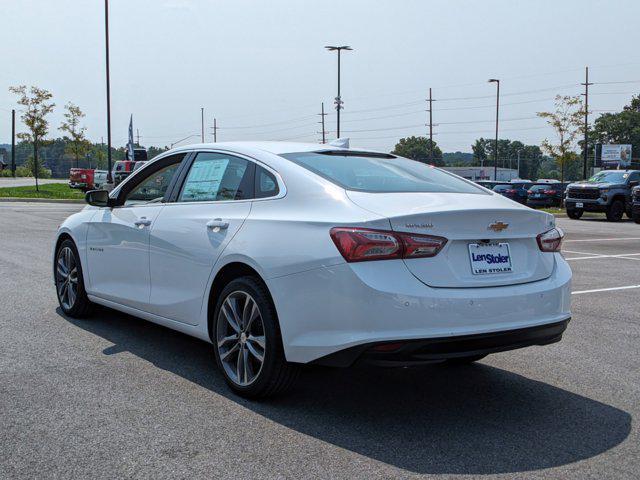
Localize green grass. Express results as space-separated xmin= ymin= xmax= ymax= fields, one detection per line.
xmin=0 ymin=183 xmax=85 ymax=200
xmin=540 ymin=207 xmax=565 ymax=215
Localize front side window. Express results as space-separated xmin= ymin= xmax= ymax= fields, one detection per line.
xmin=179 ymin=152 xmax=253 ymax=202
xmin=124 ymin=163 xmax=181 ymax=205
xmin=281 ymin=151 xmax=485 ymax=194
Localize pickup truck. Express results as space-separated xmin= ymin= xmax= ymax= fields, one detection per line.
xmin=565 ymin=169 xmax=640 ymax=221
xmin=69 ymin=168 xmax=108 ymax=191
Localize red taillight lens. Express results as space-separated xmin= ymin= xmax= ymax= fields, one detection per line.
xmin=537 ymin=227 xmax=564 ymax=252
xmin=330 ymin=227 xmax=447 ymax=262
xmin=543 ymin=190 xmax=556 ymax=195
xmin=506 ymin=189 xmax=517 ymax=194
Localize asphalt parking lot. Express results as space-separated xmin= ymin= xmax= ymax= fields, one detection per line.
xmin=1 ymin=202 xmax=639 ymax=479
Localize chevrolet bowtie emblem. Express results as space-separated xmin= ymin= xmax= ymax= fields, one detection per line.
xmin=488 ymin=221 xmax=509 ymax=232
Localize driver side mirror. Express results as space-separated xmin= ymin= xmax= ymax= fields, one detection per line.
xmin=85 ymin=189 xmax=113 ymax=207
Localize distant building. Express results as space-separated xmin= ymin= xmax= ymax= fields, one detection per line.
xmin=442 ymin=166 xmax=519 ymax=181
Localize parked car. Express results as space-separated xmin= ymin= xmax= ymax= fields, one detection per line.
xmin=565 ymin=169 xmax=640 ymax=221
xmin=92 ymin=170 xmax=108 ymax=190
xmin=113 ymin=160 xmax=137 ymax=185
xmin=527 ymin=183 xmax=567 ymax=208
xmin=632 ymin=185 xmax=640 ymax=224
xmin=492 ymin=182 xmax=530 ymax=204
xmin=54 ymin=142 xmax=571 ymax=398
xmin=475 ymin=180 xmax=508 ymax=190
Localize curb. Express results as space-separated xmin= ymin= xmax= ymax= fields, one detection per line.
xmin=0 ymin=197 xmax=85 ymax=204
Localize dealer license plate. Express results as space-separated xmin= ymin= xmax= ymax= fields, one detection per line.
xmin=576 ymin=202 xmax=584 ymax=208
xmin=468 ymin=243 xmax=513 ymax=275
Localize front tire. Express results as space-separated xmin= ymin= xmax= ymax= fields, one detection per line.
xmin=566 ymin=208 xmax=583 ymax=219
xmin=213 ymin=276 xmax=298 ymax=398
xmin=606 ymin=200 xmax=625 ymax=222
xmin=55 ymin=239 xmax=93 ymax=317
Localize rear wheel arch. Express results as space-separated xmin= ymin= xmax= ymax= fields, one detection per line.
xmin=207 ymin=262 xmax=277 ymax=342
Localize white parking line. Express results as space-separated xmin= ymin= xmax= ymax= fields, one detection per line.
xmin=564 ymin=237 xmax=640 ymax=243
xmin=564 ymin=253 xmax=640 ymax=261
xmin=572 ymin=285 xmax=640 ymax=295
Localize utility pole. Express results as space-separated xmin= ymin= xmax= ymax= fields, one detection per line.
xmin=104 ymin=0 xmax=113 ymax=185
xmin=318 ymin=102 xmax=327 ymax=144
xmin=428 ymin=88 xmax=434 ymax=163
xmin=488 ymin=79 xmax=500 ymax=181
xmin=581 ymin=66 xmax=592 ymax=180
xmin=201 ymin=107 xmax=205 ymax=142
xmin=213 ymin=118 xmax=217 ymax=142
xmin=11 ymin=109 xmax=16 ymax=177
xmin=517 ymin=150 xmax=521 ymax=178
xmin=325 ymin=46 xmax=352 ymax=138
xmin=136 ymin=128 xmax=140 ymax=146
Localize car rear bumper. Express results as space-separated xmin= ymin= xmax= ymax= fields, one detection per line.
xmin=269 ymin=254 xmax=572 ymax=364
xmin=312 ymin=319 xmax=570 ymax=367
xmin=527 ymin=198 xmax=556 ymax=207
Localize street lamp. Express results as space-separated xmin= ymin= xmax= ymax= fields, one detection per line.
xmin=325 ymin=45 xmax=353 ymax=138
xmin=488 ymin=78 xmax=500 ymax=181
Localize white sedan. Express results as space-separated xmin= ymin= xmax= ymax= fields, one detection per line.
xmin=53 ymin=142 xmax=571 ymax=398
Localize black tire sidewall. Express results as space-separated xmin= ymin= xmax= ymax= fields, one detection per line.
xmin=212 ymin=276 xmax=285 ymax=396
xmin=607 ymin=200 xmax=624 ymax=221
xmin=55 ymin=239 xmax=91 ymax=317
xmin=567 ymin=209 xmax=583 ymax=219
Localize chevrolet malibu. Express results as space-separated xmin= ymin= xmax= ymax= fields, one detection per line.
xmin=53 ymin=142 xmax=572 ymax=398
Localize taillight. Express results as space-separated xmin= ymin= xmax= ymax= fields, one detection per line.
xmin=537 ymin=227 xmax=564 ymax=252
xmin=543 ymin=190 xmax=556 ymax=195
xmin=330 ymin=227 xmax=447 ymax=262
xmin=506 ymin=189 xmax=517 ymax=194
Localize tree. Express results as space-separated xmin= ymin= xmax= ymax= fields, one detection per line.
xmin=471 ymin=138 xmax=544 ymax=179
xmin=537 ymin=95 xmax=584 ymax=185
xmin=586 ymin=93 xmax=640 ymax=162
xmin=392 ymin=136 xmax=443 ymax=166
xmin=59 ymin=102 xmax=89 ymax=168
xmin=9 ymin=85 xmax=55 ymax=190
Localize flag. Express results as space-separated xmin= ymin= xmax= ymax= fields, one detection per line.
xmin=128 ymin=115 xmax=135 ymax=161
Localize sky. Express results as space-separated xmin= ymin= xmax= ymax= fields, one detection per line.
xmin=1 ymin=0 xmax=640 ymax=154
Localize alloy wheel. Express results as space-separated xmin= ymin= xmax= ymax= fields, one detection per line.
xmin=56 ymin=246 xmax=78 ymax=310
xmin=216 ymin=291 xmax=266 ymax=386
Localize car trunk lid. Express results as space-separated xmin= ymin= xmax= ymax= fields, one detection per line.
xmin=347 ymin=191 xmax=556 ymax=288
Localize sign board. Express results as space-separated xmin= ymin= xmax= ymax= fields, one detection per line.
xmin=601 ymin=144 xmax=632 ymax=168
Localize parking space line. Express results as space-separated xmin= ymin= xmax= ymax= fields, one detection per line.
xmin=565 ymin=253 xmax=640 ymax=261
xmin=563 ymin=249 xmax=605 ymax=256
xmin=572 ymin=285 xmax=640 ymax=295
xmin=564 ymin=237 xmax=640 ymax=243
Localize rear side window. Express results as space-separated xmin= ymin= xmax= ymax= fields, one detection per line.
xmin=178 ymin=152 xmax=254 ymax=202
xmin=255 ymin=165 xmax=279 ymax=198
xmin=281 ymin=151 xmax=485 ymax=194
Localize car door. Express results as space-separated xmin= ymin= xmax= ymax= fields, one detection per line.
xmin=147 ymin=151 xmax=256 ymax=324
xmin=85 ymin=154 xmax=186 ymax=310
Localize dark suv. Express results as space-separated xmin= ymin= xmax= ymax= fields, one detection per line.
xmin=632 ymin=185 xmax=640 ymax=224
xmin=492 ymin=182 xmax=531 ymax=204
xmin=565 ymin=170 xmax=640 ymax=221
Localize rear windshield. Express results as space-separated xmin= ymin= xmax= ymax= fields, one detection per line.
xmin=493 ymin=185 xmax=511 ymax=192
xmin=529 ymin=184 xmax=558 ymax=192
xmin=280 ymin=151 xmax=485 ymax=194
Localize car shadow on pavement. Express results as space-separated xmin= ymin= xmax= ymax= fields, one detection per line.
xmin=59 ymin=307 xmax=631 ymax=476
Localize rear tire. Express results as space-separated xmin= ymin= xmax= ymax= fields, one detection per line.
xmin=54 ymin=239 xmax=93 ymax=317
xmin=606 ymin=200 xmax=625 ymax=222
xmin=212 ymin=276 xmax=299 ymax=399
xmin=444 ymin=354 xmax=487 ymax=366
xmin=566 ymin=209 xmax=583 ymax=220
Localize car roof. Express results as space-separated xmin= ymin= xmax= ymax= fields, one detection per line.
xmin=170 ymin=141 xmax=352 ymax=156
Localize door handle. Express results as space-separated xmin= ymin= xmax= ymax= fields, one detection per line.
xmin=206 ymin=218 xmax=229 ymax=230
xmin=134 ymin=217 xmax=152 ymax=227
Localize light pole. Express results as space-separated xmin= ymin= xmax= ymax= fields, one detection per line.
xmin=325 ymin=45 xmax=352 ymax=138
xmin=488 ymin=79 xmax=500 ymax=181
xmin=104 ymin=0 xmax=113 ymax=186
